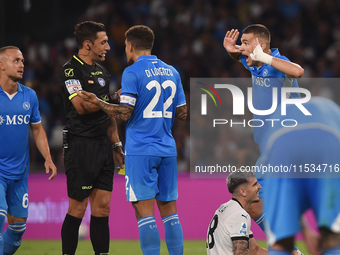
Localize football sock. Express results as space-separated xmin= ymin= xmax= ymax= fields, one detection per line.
xmin=138 ymin=216 xmax=160 ymax=255
xmin=268 ymin=248 xmax=291 ymax=255
xmin=162 ymin=214 xmax=183 ymax=255
xmin=324 ymin=247 xmax=340 ymax=255
xmin=0 ymin=209 xmax=7 ymax=255
xmin=3 ymin=222 xmax=26 ymax=255
xmin=90 ymin=215 xmax=109 ymax=255
xmin=61 ymin=213 xmax=82 ymax=255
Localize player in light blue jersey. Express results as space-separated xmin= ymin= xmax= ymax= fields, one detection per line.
xmin=0 ymin=46 xmax=57 ymax=255
xmin=260 ymin=97 xmax=340 ymax=255
xmin=76 ymin=25 xmax=187 ymax=255
xmin=224 ymin=24 xmax=306 ymax=255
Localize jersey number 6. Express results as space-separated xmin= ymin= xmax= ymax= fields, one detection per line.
xmin=143 ymin=80 xmax=176 ymax=119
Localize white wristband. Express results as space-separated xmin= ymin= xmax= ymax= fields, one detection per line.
xmin=112 ymin=142 xmax=122 ymax=148
xmin=250 ymin=45 xmax=273 ymax=65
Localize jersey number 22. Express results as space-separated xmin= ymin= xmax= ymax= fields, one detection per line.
xmin=143 ymin=80 xmax=176 ymax=119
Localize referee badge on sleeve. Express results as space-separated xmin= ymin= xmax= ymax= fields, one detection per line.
xmin=65 ymin=79 xmax=82 ymax=94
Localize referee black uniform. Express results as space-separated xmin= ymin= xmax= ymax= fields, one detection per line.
xmin=60 ymin=55 xmax=114 ymax=200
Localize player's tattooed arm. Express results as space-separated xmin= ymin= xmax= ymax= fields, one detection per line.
xmin=176 ymin=105 xmax=187 ymax=121
xmin=75 ymin=89 xmax=134 ymax=121
xmin=232 ymin=239 xmax=249 ymax=255
xmin=97 ymin=100 xmax=134 ymax=121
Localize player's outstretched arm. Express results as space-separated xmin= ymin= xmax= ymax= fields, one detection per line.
xmin=250 ymin=38 xmax=304 ymax=78
xmin=176 ymin=105 xmax=187 ymax=121
xmin=76 ymin=89 xmax=134 ymax=121
xmin=223 ymin=29 xmax=242 ymax=62
xmin=248 ymin=237 xmax=268 ymax=255
xmin=30 ymin=123 xmax=57 ymax=180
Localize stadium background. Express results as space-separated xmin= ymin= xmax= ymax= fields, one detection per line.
xmin=1 ymin=0 xmax=338 ymax=246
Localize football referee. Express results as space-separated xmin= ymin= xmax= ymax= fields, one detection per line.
xmin=59 ymin=21 xmax=124 ymax=255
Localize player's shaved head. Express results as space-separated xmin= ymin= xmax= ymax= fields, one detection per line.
xmin=243 ymin=24 xmax=271 ymax=45
xmin=0 ymin=46 xmax=20 ymax=61
xmin=227 ymin=170 xmax=256 ymax=194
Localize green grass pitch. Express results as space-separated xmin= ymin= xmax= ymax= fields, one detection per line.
xmin=18 ymin=240 xmax=309 ymax=254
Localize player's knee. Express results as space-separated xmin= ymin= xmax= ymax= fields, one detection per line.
xmin=132 ymin=202 xmax=154 ymax=220
xmin=91 ymin=203 xmax=110 ymax=217
xmin=68 ymin=204 xmax=87 ymax=218
xmin=320 ymin=227 xmax=340 ymax=250
xmin=157 ymin=201 xmax=177 ymax=218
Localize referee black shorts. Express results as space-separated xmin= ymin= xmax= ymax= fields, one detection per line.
xmin=64 ymin=134 xmax=114 ymax=201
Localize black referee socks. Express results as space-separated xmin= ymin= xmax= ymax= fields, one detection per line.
xmin=90 ymin=215 xmax=110 ymax=255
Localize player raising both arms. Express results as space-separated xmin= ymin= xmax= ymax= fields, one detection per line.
xmin=223 ymin=24 xmax=306 ymax=254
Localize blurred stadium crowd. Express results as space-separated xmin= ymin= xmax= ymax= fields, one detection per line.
xmin=3 ymin=0 xmax=340 ymax=172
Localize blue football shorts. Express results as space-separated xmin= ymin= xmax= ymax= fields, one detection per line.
xmin=261 ymin=128 xmax=340 ymax=245
xmin=125 ymin=155 xmax=178 ymax=202
xmin=0 ymin=176 xmax=29 ymax=218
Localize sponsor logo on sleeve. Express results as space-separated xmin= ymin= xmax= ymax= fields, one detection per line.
xmin=64 ymin=68 xmax=74 ymax=77
xmin=240 ymin=222 xmax=247 ymax=235
xmin=65 ymin=79 xmax=82 ymax=94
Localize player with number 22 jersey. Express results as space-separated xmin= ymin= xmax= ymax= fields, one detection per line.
xmin=121 ymin=55 xmax=186 ymax=201
xmin=121 ymin=55 xmax=186 ymax=157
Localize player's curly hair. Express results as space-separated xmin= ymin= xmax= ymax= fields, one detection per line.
xmin=74 ymin=21 xmax=106 ymax=49
xmin=227 ymin=170 xmax=256 ymax=194
xmin=243 ymin=24 xmax=271 ymax=44
xmin=125 ymin=25 xmax=155 ymax=51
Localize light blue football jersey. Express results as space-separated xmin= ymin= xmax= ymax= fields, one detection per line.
xmin=0 ymin=84 xmax=41 ymax=179
xmin=260 ymin=97 xmax=340 ymax=157
xmin=121 ymin=55 xmax=186 ymax=156
xmin=260 ymin=97 xmax=340 ymax=243
xmin=240 ymin=48 xmax=301 ymax=145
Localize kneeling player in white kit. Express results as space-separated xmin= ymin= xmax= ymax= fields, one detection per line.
xmin=207 ymin=170 xmax=267 ymax=255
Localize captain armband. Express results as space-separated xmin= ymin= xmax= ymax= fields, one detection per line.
xmin=120 ymin=94 xmax=136 ymax=107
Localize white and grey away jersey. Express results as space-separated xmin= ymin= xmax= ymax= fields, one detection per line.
xmin=207 ymin=199 xmax=253 ymax=255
